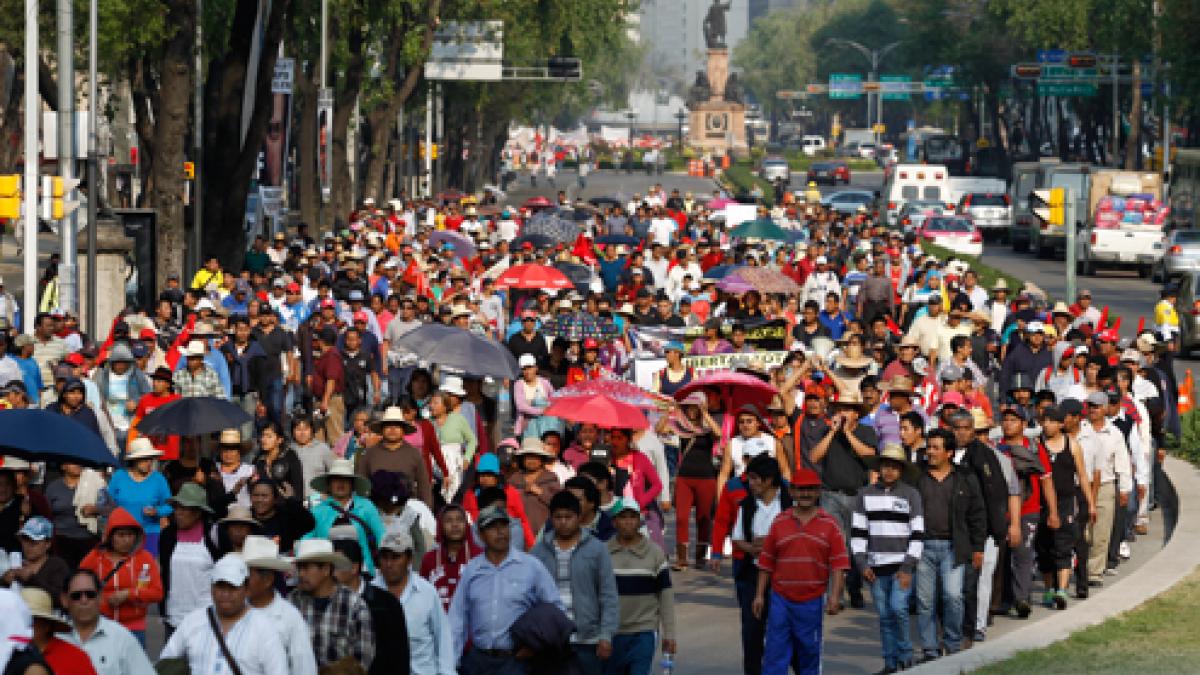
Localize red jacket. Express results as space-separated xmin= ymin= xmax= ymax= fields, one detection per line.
xmin=77 ymin=508 xmax=164 ymax=631
xmin=710 ymin=476 xmax=749 ymax=561
xmin=462 ymin=484 xmax=536 ymax=549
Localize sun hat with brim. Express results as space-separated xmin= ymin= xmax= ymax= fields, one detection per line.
xmin=19 ymin=588 xmax=70 ymax=633
xmin=378 ymin=531 xmax=414 ymax=554
xmin=218 ymin=505 xmax=260 ymax=529
xmin=291 ymin=538 xmax=353 ymax=570
xmin=878 ymin=443 xmax=908 ymax=466
xmin=125 ymin=437 xmax=163 ymax=461
xmin=440 ymin=375 xmax=467 ymax=397
xmin=241 ymin=535 xmax=294 ymax=573
xmin=991 ymin=279 xmax=1009 ymax=291
xmin=898 ymin=336 xmax=920 ymax=349
xmin=883 ymin=375 xmax=915 ymax=396
xmin=183 ymin=341 xmax=206 ymax=358
xmin=477 ymin=504 xmax=511 ymax=530
xmin=310 ymin=458 xmax=372 ymax=496
xmin=516 ymin=437 xmax=553 ymax=458
xmin=169 ymin=482 xmax=214 ymax=513
xmin=368 ymin=407 xmax=416 ymax=434
xmin=217 ymin=428 xmax=243 ymax=446
xmin=833 ymin=393 xmax=867 ymax=410
xmin=108 ymin=344 xmax=135 ymax=363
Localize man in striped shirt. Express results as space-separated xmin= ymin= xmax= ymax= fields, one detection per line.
xmin=752 ymin=467 xmax=849 ymax=675
xmin=851 ymin=443 xmax=925 ymax=674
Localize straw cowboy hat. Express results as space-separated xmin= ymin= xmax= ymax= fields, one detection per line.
xmin=218 ymin=428 xmax=243 ymax=446
xmin=991 ymin=278 xmax=1009 ymax=292
xmin=291 ymin=538 xmax=352 ymax=570
xmin=368 ymin=406 xmax=416 ymax=434
xmin=310 ymin=458 xmax=372 ymax=496
xmin=19 ymin=588 xmax=70 ymax=633
xmin=835 ymin=344 xmax=872 ymax=369
xmin=218 ymin=505 xmax=260 ymax=529
xmin=832 ymin=391 xmax=868 ymax=411
xmin=242 ymin=535 xmax=295 ymax=573
xmin=882 ymin=375 xmax=915 ymax=396
xmin=125 ymin=437 xmax=163 ymax=461
xmin=878 ymin=443 xmax=909 ymax=466
xmin=516 ymin=437 xmax=554 ymax=459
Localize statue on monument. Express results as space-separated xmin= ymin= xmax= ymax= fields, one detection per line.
xmin=687 ymin=70 xmax=712 ymax=106
xmin=702 ymin=0 xmax=731 ymax=49
xmin=724 ymin=72 xmax=744 ymax=104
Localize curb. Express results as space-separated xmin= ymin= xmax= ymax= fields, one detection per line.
xmin=910 ymin=455 xmax=1199 ymax=673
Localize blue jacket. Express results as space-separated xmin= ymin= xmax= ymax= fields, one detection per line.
xmin=529 ymin=529 xmax=619 ymax=643
xmin=306 ymin=495 xmax=387 ymax=574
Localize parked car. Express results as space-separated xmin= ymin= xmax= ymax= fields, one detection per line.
xmin=1154 ymin=229 xmax=1200 ymax=282
xmin=759 ymin=156 xmax=791 ymax=185
xmin=957 ymin=192 xmax=1012 ymax=235
xmin=1173 ymin=271 xmax=1200 ymax=354
xmin=898 ymin=199 xmax=952 ymax=232
xmin=807 ymin=161 xmax=850 ymax=186
xmin=822 ymin=190 xmax=876 ymax=215
xmin=919 ymin=216 xmax=984 ymax=256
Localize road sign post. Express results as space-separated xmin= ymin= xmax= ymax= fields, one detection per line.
xmin=1065 ymin=188 xmax=1076 ymax=302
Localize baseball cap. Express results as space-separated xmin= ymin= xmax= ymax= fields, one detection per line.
xmin=1059 ymin=399 xmax=1084 ymax=416
xmin=518 ymin=354 xmax=538 ymax=369
xmin=614 ymin=500 xmax=642 ymax=519
xmin=791 ymin=467 xmax=821 ymax=487
xmin=939 ymin=364 xmax=965 ymax=382
xmin=1086 ymin=391 xmax=1108 ymax=407
xmin=319 ymin=298 xmax=336 ymax=309
xmin=1043 ymin=407 xmax=1067 ymax=423
xmin=378 ymin=531 xmax=414 ymax=554
xmin=286 ymin=282 xmax=301 ymax=293
xmin=353 ymin=311 xmax=370 ymax=323
xmin=210 ymin=554 xmax=249 ymax=586
xmin=1025 ymin=321 xmax=1046 ymax=333
xmin=477 ymin=504 xmax=511 ymax=530
xmin=18 ymin=516 xmax=52 ymax=541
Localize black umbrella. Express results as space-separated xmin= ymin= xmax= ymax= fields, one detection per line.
xmin=136 ymin=396 xmax=253 ymax=436
xmin=596 ymin=234 xmax=640 ymax=247
xmin=552 ymin=262 xmax=593 ymax=292
xmin=513 ymin=233 xmax=557 ymax=250
xmin=1 ymin=409 xmax=118 ymax=467
xmin=589 ymin=196 xmax=621 ymax=208
xmin=524 ymin=212 xmax=579 ymax=244
xmin=394 ymin=324 xmax=519 ymax=379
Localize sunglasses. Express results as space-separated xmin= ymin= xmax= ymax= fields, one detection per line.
xmin=69 ymin=589 xmax=99 ymax=601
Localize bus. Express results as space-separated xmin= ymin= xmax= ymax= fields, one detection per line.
xmin=920 ymin=134 xmax=970 ymax=176
xmin=1170 ymin=148 xmax=1200 ymax=230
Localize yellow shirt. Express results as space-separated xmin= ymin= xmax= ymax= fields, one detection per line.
xmin=190 ymin=268 xmax=224 ymax=290
xmin=1155 ymin=299 xmax=1179 ymax=328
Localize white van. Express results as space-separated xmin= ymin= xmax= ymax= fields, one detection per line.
xmin=883 ymin=164 xmax=951 ymax=226
xmin=801 ymin=135 xmax=826 ymax=157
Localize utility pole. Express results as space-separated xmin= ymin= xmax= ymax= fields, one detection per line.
xmin=22 ymin=0 xmax=38 ymax=332
xmin=424 ymin=83 xmax=433 ymax=197
xmin=434 ymin=83 xmax=443 ymax=195
xmin=1065 ymin=187 xmax=1076 ymax=303
xmin=86 ymin=0 xmax=98 ymax=337
xmin=57 ymin=0 xmax=77 ymax=316
xmin=825 ymin=39 xmax=901 ymax=147
xmin=1112 ymin=52 xmax=1120 ymax=166
xmin=319 ymin=0 xmax=329 ymax=227
xmin=192 ymin=0 xmax=203 ymax=274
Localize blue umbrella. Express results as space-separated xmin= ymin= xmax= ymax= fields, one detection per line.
xmin=703 ymin=264 xmax=743 ymax=280
xmin=596 ymin=234 xmax=640 ymax=247
xmin=513 ymin=233 xmax=557 ymax=250
xmin=136 ymin=396 xmax=253 ymax=436
xmin=1 ymin=409 xmax=118 ymax=467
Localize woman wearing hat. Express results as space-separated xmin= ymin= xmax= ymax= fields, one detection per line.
xmin=157 ymin=483 xmax=218 ymax=637
xmin=107 ymin=438 xmax=172 ymax=556
xmin=93 ymin=344 xmax=152 ymax=450
xmin=653 ymin=342 xmax=694 ymax=397
xmin=657 ymin=391 xmax=722 ymax=571
xmin=212 ymin=429 xmax=256 ymax=511
xmin=514 ymin=353 xmax=558 ymax=440
xmin=508 ymin=438 xmax=564 ymax=535
xmin=21 ymin=586 xmax=95 ymax=674
xmin=306 ymin=459 xmax=387 ymax=575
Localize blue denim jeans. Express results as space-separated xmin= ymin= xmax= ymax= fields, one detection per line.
xmin=916 ymin=539 xmax=965 ymax=656
xmin=604 ymin=631 xmax=656 ymax=675
xmin=870 ymin=572 xmax=913 ymax=668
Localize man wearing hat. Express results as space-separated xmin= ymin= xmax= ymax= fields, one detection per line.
xmin=8 ymin=334 xmax=42 ymax=406
xmin=751 ymin=466 xmax=849 ymax=675
xmin=290 ymin=538 xmax=376 ymax=670
xmin=3 ymin=517 xmax=69 ymax=607
xmin=173 ymin=339 xmax=225 ymax=398
xmin=449 ymin=503 xmax=562 ymax=673
xmin=356 ymin=407 xmax=433 ymax=507
xmin=851 ymin=444 xmax=924 ymax=673
xmin=375 ymin=531 xmax=457 ymax=675
xmin=242 ymin=536 xmax=319 ymax=675
xmin=998 ymin=320 xmax=1053 ymax=400
xmin=160 ymin=554 xmax=288 ymax=674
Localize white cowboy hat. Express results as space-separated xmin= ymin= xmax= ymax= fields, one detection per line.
xmin=125 ymin=437 xmax=163 ymax=461
xmin=242 ymin=535 xmax=295 ymax=573
xmin=310 ymin=458 xmax=371 ymax=496
xmin=516 ymin=436 xmax=554 ymax=459
xmin=440 ymin=375 xmax=467 ymax=398
xmin=291 ymin=538 xmax=352 ymax=570
xmin=183 ymin=340 xmax=206 ymax=358
xmin=368 ymin=406 xmax=416 ymax=434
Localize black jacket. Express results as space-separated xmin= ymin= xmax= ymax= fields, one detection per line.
xmin=958 ymin=440 xmax=1012 ymax=541
xmin=917 ymin=466 xmax=987 ymax=566
xmin=360 ymin=582 xmax=411 ymax=675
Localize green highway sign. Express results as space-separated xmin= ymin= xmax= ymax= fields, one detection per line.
xmin=880 ymin=74 xmax=911 ymax=101
xmin=1037 ymin=81 xmax=1098 ymax=97
xmin=829 ymin=73 xmax=862 ymax=99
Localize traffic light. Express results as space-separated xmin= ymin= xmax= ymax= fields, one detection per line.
xmin=1068 ymin=53 xmax=1097 ymax=68
xmin=0 ymin=175 xmax=20 ymax=220
xmin=40 ymin=175 xmax=81 ymax=221
xmin=184 ymin=161 xmax=195 ymax=180
xmin=547 ymin=56 xmax=582 ymax=81
xmin=1012 ymin=64 xmax=1042 ymax=79
xmin=1031 ymin=187 xmax=1066 ymax=226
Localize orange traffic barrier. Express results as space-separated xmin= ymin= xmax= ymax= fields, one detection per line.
xmin=1181 ymin=369 xmax=1195 ymax=414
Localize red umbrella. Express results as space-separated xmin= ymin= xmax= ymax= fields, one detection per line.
xmin=523 ymin=195 xmax=554 ymax=210
xmin=674 ymin=371 xmax=779 ymax=440
xmin=495 ymin=263 xmax=574 ymax=290
xmin=543 ymin=393 xmax=650 ymax=430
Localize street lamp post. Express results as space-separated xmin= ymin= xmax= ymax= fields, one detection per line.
xmin=675 ymin=109 xmax=687 ymax=146
xmin=625 ymin=111 xmax=636 ymax=173
xmin=825 ymin=38 xmax=902 ymax=146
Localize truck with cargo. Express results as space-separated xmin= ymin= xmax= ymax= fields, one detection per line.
xmin=1077 ymin=170 xmax=1166 ymax=277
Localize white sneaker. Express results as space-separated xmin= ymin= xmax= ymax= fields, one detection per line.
xmin=1104 ymin=567 xmax=1119 ymax=576
xmin=1119 ymin=542 xmax=1131 ymax=559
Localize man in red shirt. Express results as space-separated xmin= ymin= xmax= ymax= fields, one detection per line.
xmin=752 ymin=468 xmax=849 ymax=675
xmin=310 ymin=327 xmax=346 ymax=443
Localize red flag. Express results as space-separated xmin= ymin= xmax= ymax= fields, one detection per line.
xmin=165 ymin=314 xmax=197 ymax=371
xmin=1137 ymin=316 xmax=1145 ymax=335
xmin=1099 ymin=306 xmax=1109 ymax=329
xmin=885 ymin=315 xmax=903 ymax=336
xmin=1111 ymin=316 xmax=1121 ymax=332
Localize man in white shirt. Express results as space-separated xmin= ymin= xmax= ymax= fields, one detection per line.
xmin=905 ymin=296 xmax=946 ymax=362
xmin=648 ymin=210 xmax=676 ymax=248
xmin=802 ymin=257 xmax=842 ymax=306
xmin=1075 ymin=392 xmax=1132 ymax=586
xmin=63 ymin=569 xmax=156 ymax=675
xmin=243 ymin=536 xmax=319 ymax=675
xmin=159 ymin=555 xmax=289 ymax=675
xmin=375 ymin=531 xmax=457 ymax=675
xmin=645 ymin=246 xmax=671 ymax=290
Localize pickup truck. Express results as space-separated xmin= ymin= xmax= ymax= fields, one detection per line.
xmin=1077 ymin=170 xmax=1166 ymax=277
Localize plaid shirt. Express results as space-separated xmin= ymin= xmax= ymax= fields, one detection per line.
xmin=289 ymin=585 xmax=375 ymax=669
xmin=173 ymin=365 xmax=224 ymax=398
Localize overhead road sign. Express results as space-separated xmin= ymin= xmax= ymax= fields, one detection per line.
xmin=880 ymin=75 xmax=911 ymax=101
xmin=1012 ymin=63 xmax=1042 ymax=79
xmin=829 ymin=73 xmax=862 ymax=100
xmin=1037 ymin=82 xmax=1098 ymax=96
xmin=424 ymin=21 xmax=504 ymax=81
xmin=1037 ymin=49 xmax=1068 ymax=63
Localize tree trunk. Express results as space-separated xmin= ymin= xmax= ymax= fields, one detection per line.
xmin=1126 ymin=60 xmax=1143 ymax=170
xmin=327 ymin=11 xmax=367 ymax=228
xmin=201 ymin=0 xmax=292 ymax=270
xmin=0 ymin=49 xmax=24 ymax=171
xmin=295 ymin=65 xmax=320 ymax=229
xmin=140 ymin=0 xmax=195 ymax=295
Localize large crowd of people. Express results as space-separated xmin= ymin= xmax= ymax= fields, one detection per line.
xmin=0 ymin=177 xmax=1184 ymax=675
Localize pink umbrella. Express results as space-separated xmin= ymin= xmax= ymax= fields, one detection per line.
xmin=543 ymin=393 xmax=650 ymax=430
xmin=551 ymin=378 xmax=673 ymax=410
xmin=707 ymin=197 xmax=734 ymax=209
xmin=674 ymin=371 xmax=779 ymax=440
xmin=495 ymin=263 xmax=574 ymax=290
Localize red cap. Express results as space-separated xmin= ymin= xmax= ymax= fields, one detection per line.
xmin=319 ymin=298 xmax=336 ymax=309
xmin=64 ymin=353 xmax=84 ymax=366
xmin=583 ymin=338 xmax=600 ymax=350
xmin=353 ymin=310 xmax=369 ymax=323
xmin=1097 ymin=329 xmax=1119 ymax=342
xmin=791 ymin=467 xmax=821 ymax=488
xmin=286 ymin=282 xmax=301 ymax=293
xmin=522 ymin=242 xmax=534 ymax=250
xmin=804 ymin=382 xmax=826 ymax=398
xmin=139 ymin=328 xmax=157 ymax=340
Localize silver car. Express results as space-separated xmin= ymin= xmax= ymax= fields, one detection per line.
xmin=1175 ymin=271 xmax=1200 ymax=353
xmin=897 ymin=199 xmax=950 ymax=233
xmin=1154 ymin=229 xmax=1200 ymax=282
xmin=957 ymin=192 xmax=1012 ymax=233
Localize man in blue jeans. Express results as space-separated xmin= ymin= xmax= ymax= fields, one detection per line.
xmin=915 ymin=429 xmax=986 ymax=663
xmin=851 ymin=444 xmax=924 ymax=674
